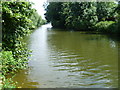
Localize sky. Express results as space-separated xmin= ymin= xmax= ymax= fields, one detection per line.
xmin=29 ymin=0 xmax=47 ymax=19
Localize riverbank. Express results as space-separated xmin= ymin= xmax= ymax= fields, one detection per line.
xmin=1 ymin=2 xmax=46 ymax=88
xmin=0 ymin=43 xmax=2 ymax=89
xmin=0 ymin=68 xmax=2 ymax=89
xmin=45 ymin=2 xmax=120 ymax=34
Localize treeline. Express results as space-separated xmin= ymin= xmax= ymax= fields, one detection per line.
xmin=1 ymin=1 xmax=46 ymax=88
xmin=30 ymin=10 xmax=46 ymax=28
xmin=45 ymin=2 xmax=120 ymax=33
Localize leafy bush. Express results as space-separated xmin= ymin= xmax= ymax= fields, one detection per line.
xmin=0 ymin=43 xmax=1 ymax=51
xmin=2 ymin=2 xmax=33 ymax=51
xmin=63 ymin=2 xmax=98 ymax=30
xmin=96 ymin=2 xmax=117 ymax=21
xmin=2 ymin=2 xmax=34 ymax=74
xmin=2 ymin=75 xmax=16 ymax=88
xmin=108 ymin=22 xmax=119 ymax=33
xmin=95 ymin=21 xmax=117 ymax=33
xmin=2 ymin=1 xmax=45 ymax=88
xmin=0 ymin=51 xmax=16 ymax=88
xmin=1 ymin=51 xmax=23 ymax=75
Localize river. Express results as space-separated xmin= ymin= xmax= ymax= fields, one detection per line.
xmin=11 ymin=24 xmax=119 ymax=88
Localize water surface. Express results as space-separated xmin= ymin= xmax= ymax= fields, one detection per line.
xmin=12 ymin=24 xmax=118 ymax=88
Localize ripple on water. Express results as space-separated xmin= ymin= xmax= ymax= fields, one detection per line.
xmin=49 ymin=50 xmax=117 ymax=88
xmin=8 ymin=24 xmax=118 ymax=88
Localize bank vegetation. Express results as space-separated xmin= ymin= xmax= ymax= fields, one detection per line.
xmin=1 ymin=1 xmax=46 ymax=88
xmin=45 ymin=1 xmax=120 ymax=34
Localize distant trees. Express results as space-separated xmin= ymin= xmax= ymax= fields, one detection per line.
xmin=30 ymin=10 xmax=46 ymax=28
xmin=45 ymin=2 xmax=119 ymax=33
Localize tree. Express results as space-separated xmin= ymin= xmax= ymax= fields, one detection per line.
xmin=44 ymin=2 xmax=118 ymax=32
xmin=45 ymin=2 xmax=65 ymax=28
xmin=117 ymin=1 xmax=120 ymax=33
xmin=2 ymin=1 xmax=45 ymax=71
xmin=62 ymin=2 xmax=98 ymax=30
xmin=2 ymin=2 xmax=34 ymax=51
xmin=96 ymin=2 xmax=117 ymax=21
xmin=30 ymin=10 xmax=45 ymax=28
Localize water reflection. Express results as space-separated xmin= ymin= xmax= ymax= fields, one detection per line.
xmin=10 ymin=69 xmax=39 ymax=88
xmin=47 ymin=29 xmax=118 ymax=88
xmin=109 ymin=40 xmax=116 ymax=48
xmin=11 ymin=24 xmax=118 ymax=88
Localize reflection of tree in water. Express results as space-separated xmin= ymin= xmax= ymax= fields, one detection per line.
xmin=47 ymin=30 xmax=118 ymax=87
xmin=109 ymin=40 xmax=116 ymax=48
xmin=106 ymin=34 xmax=120 ymax=48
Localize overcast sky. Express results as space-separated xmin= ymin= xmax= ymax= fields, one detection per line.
xmin=30 ymin=0 xmax=47 ymax=19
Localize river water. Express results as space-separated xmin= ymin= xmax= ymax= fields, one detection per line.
xmin=11 ymin=24 xmax=119 ymax=88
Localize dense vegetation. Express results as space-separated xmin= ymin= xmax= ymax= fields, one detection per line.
xmin=45 ymin=2 xmax=120 ymax=33
xmin=117 ymin=1 xmax=120 ymax=31
xmin=1 ymin=1 xmax=46 ymax=88
xmin=1 ymin=1 xmax=120 ymax=89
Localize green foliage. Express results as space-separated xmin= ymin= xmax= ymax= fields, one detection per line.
xmin=2 ymin=1 xmax=43 ymax=70
xmin=2 ymin=1 xmax=45 ymax=88
xmin=95 ymin=2 xmax=119 ymax=33
xmin=95 ymin=21 xmax=117 ymax=33
xmin=41 ymin=19 xmax=47 ymax=25
xmin=1 ymin=51 xmax=15 ymax=75
xmin=45 ymin=2 xmax=65 ymax=28
xmin=117 ymin=2 xmax=120 ymax=33
xmin=62 ymin=2 xmax=98 ymax=30
xmin=45 ymin=2 xmax=98 ymax=30
xmin=0 ymin=43 xmax=1 ymax=51
xmin=2 ymin=1 xmax=31 ymax=73
xmin=30 ymin=10 xmax=46 ymax=28
xmin=2 ymin=2 xmax=33 ymax=51
xmin=45 ymin=2 xmax=118 ymax=33
xmin=0 ymin=51 xmax=16 ymax=88
xmin=2 ymin=75 xmax=16 ymax=88
xmin=1 ymin=51 xmax=29 ymax=75
xmin=96 ymin=2 xmax=117 ymax=21
xmin=2 ymin=2 xmax=33 ymax=80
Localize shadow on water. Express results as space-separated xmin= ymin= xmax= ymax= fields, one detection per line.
xmin=10 ymin=24 xmax=119 ymax=88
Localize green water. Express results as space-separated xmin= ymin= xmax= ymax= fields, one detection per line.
xmin=11 ymin=24 xmax=119 ymax=88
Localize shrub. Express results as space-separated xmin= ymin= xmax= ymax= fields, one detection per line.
xmin=1 ymin=51 xmax=17 ymax=75
xmin=0 ymin=51 xmax=17 ymax=88
xmin=2 ymin=1 xmax=46 ymax=88
xmin=2 ymin=76 xmax=16 ymax=88
xmin=0 ymin=51 xmax=29 ymax=76
xmin=95 ymin=21 xmax=117 ymax=33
